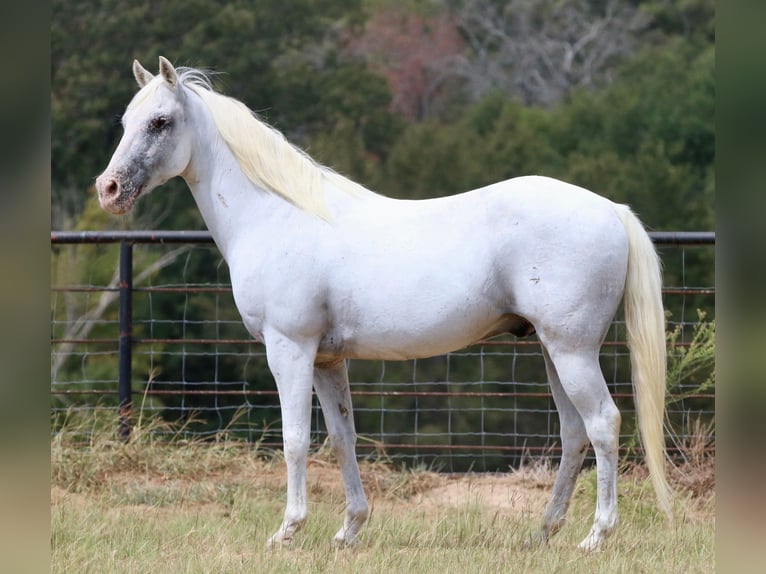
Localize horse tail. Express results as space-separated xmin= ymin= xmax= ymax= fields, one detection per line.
xmin=615 ymin=204 xmax=673 ymax=518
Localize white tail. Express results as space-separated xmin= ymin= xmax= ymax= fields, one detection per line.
xmin=616 ymin=205 xmax=673 ymax=517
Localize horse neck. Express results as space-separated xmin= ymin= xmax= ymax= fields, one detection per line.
xmin=180 ymin=125 xmax=270 ymax=260
xmin=182 ymin=109 xmax=356 ymax=262
xmin=180 ymin=94 xmax=390 ymax=261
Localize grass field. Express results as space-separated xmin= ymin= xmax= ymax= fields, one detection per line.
xmin=51 ymin=414 xmax=714 ymax=573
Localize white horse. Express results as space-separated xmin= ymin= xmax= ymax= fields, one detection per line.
xmin=96 ymin=57 xmax=672 ymax=551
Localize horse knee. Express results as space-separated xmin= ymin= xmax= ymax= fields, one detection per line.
xmin=283 ymin=432 xmax=310 ymax=463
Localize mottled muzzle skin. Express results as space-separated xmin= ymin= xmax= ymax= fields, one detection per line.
xmin=96 ymin=156 xmax=153 ymax=215
xmin=96 ymin=59 xmax=192 ymax=215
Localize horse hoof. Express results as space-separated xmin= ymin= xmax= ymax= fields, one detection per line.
xmin=578 ymin=535 xmax=604 ymax=553
xmin=523 ymin=531 xmax=548 ymax=549
xmin=332 ymin=533 xmax=360 ymax=548
xmin=266 ymin=534 xmax=293 ymax=550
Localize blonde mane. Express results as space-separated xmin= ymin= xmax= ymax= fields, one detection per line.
xmin=174 ymin=69 xmax=368 ymax=219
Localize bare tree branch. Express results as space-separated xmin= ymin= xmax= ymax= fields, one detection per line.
xmin=444 ymin=0 xmax=650 ymax=106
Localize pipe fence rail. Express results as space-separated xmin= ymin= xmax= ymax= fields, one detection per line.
xmin=51 ymin=230 xmax=715 ymax=471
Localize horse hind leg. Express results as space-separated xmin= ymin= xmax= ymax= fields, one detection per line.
xmin=541 ymin=341 xmax=621 ymax=552
xmin=535 ymin=345 xmax=590 ymax=543
xmin=313 ymin=360 xmax=369 ymax=546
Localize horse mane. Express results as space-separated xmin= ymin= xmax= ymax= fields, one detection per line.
xmin=173 ymin=68 xmax=368 ymax=220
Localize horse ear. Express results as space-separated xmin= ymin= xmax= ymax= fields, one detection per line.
xmin=158 ymin=56 xmax=179 ymax=88
xmin=133 ymin=59 xmax=154 ymax=87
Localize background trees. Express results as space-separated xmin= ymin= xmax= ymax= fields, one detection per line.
xmin=52 ymin=0 xmax=714 ymax=231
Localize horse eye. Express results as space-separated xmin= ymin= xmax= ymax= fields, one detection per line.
xmin=149 ymin=116 xmax=170 ymax=131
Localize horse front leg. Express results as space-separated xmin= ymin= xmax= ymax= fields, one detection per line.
xmin=263 ymin=332 xmax=318 ymax=549
xmin=313 ymin=360 xmax=369 ymax=546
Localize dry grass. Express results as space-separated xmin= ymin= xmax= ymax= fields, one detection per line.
xmin=51 ymin=411 xmax=714 ymax=573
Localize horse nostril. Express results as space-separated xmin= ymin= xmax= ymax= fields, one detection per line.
xmin=98 ymin=176 xmax=120 ymax=198
xmin=105 ymin=178 xmax=119 ymax=196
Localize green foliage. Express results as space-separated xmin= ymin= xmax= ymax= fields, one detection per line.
xmin=52 ymin=0 xmax=714 ymax=230
xmin=371 ymin=36 xmax=714 ymax=230
xmin=639 ymin=0 xmax=715 ymax=44
xmin=666 ymin=310 xmax=715 ymax=400
xmin=466 ymin=95 xmax=562 ymax=182
xmin=383 ymin=122 xmax=483 ymax=198
xmin=555 ymin=41 xmax=714 ymax=227
xmin=621 ymin=310 xmax=714 ymax=459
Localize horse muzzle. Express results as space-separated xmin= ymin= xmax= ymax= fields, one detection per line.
xmin=96 ymin=174 xmax=143 ymax=215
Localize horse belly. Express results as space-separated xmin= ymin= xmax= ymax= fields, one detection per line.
xmin=323 ymin=289 xmax=507 ymax=361
xmin=321 ymin=203 xmax=512 ymax=360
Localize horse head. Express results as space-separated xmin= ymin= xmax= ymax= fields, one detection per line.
xmin=96 ymin=57 xmax=193 ymax=214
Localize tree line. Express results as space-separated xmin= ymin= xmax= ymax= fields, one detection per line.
xmin=52 ymin=0 xmax=714 ymax=231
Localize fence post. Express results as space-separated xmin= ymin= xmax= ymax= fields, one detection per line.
xmin=118 ymin=241 xmax=133 ymax=441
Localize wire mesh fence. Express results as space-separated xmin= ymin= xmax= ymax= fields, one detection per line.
xmin=51 ymin=231 xmax=714 ymax=471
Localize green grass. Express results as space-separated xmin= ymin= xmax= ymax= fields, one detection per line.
xmin=51 ymin=412 xmax=714 ymax=573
